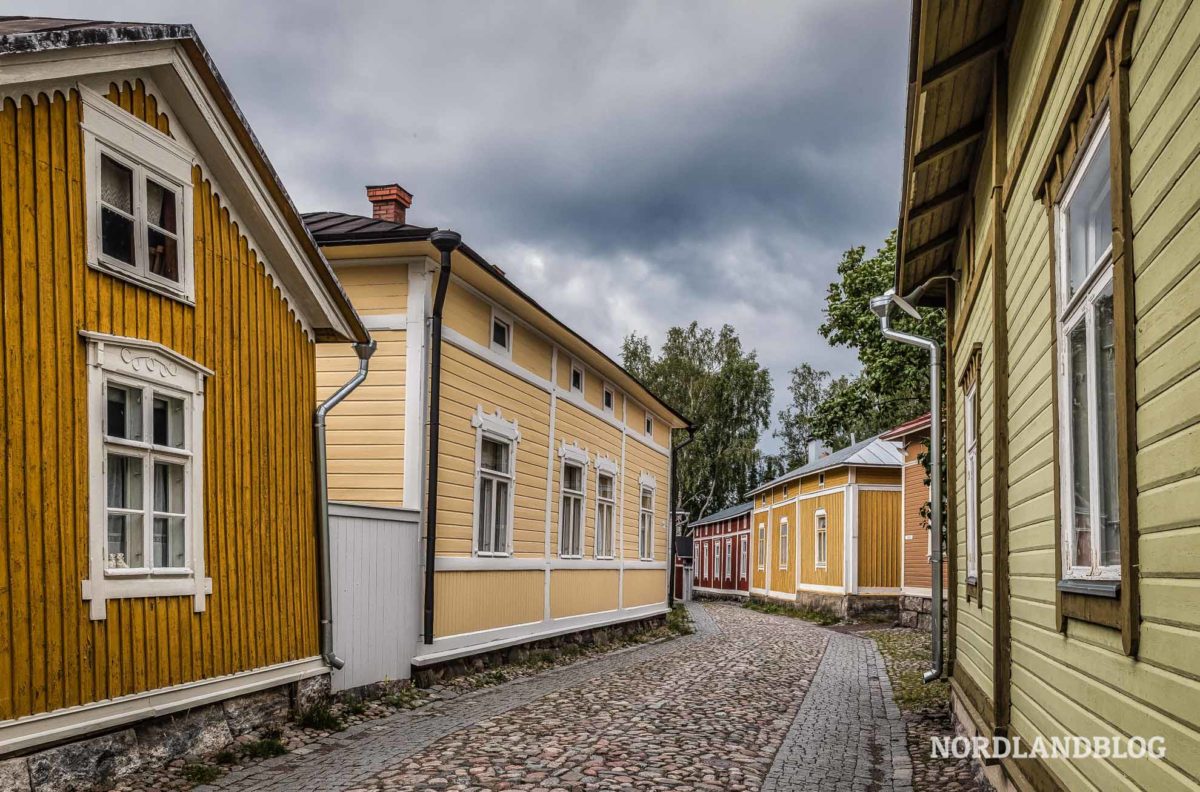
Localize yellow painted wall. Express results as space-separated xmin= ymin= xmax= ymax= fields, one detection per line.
xmin=624 ymin=435 xmax=670 ymax=562
xmin=798 ymin=491 xmax=845 ymax=588
xmin=433 ymin=570 xmax=542 ymax=637
xmin=751 ymin=511 xmax=769 ymax=590
xmin=550 ymin=569 xmax=619 ymax=618
xmin=854 ymin=466 xmax=900 ymax=486
xmin=766 ymin=501 xmax=797 ymax=595
xmin=623 ymin=569 xmax=667 ymax=608
xmin=0 ymin=83 xmax=319 ymax=722
xmin=858 ymin=490 xmax=901 ymax=588
xmin=799 ymin=467 xmax=849 ymax=494
xmin=553 ymin=401 xmax=622 ymax=558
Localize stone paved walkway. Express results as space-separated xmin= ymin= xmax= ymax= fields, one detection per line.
xmin=199 ymin=603 xmax=913 ymax=791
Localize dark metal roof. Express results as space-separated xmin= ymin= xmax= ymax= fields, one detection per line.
xmin=689 ymin=501 xmax=752 ymax=530
xmin=301 ymin=210 xmax=692 ymax=428
xmin=0 ymin=17 xmax=369 ymax=344
xmin=302 ymin=211 xmax=435 ymax=245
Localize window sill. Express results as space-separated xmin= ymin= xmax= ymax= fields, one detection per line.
xmin=89 ymin=259 xmax=195 ymax=307
xmin=1057 ymin=578 xmax=1120 ymax=598
xmin=105 ymin=567 xmax=194 ymax=578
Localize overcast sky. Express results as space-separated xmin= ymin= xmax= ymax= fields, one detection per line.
xmin=23 ymin=0 xmax=909 ymax=452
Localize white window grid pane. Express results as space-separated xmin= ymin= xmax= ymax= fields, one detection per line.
xmin=96 ymin=146 xmax=186 ymax=289
xmin=475 ymin=433 xmax=514 ymax=556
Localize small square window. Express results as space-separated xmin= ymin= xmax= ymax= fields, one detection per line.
xmin=603 ymin=385 xmax=614 ymax=413
xmin=491 ymin=315 xmax=511 ymax=354
xmin=645 ymin=415 xmax=654 ymax=437
xmin=571 ymin=365 xmax=584 ymax=393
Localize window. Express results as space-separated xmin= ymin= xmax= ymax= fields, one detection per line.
xmin=490 ymin=312 xmax=511 ymax=355
xmin=783 ymin=484 xmax=789 ymax=498
xmin=595 ymin=472 xmax=615 ymax=559
xmin=818 ymin=472 xmax=825 ymax=488
xmin=645 ymin=414 xmax=654 ymax=437
xmin=757 ymin=523 xmax=766 ymax=569
xmin=739 ymin=536 xmax=749 ymax=579
xmin=472 ymin=408 xmax=519 ymax=556
xmin=714 ymin=541 xmax=721 ymax=582
xmin=570 ymin=364 xmax=584 ymax=394
xmin=82 ymin=87 xmax=194 ymax=301
xmin=1055 ymin=113 xmax=1120 ymax=580
xmin=559 ymin=462 xmax=585 ymax=558
xmin=965 ymin=379 xmax=980 ymax=583
xmin=724 ymin=538 xmax=732 ymax=579
xmin=779 ymin=518 xmax=789 ymax=569
xmin=703 ymin=543 xmax=710 ymax=578
xmin=82 ymin=332 xmax=211 ymax=621
xmin=815 ymin=510 xmax=828 ymax=568
xmin=639 ymin=485 xmax=655 ymax=560
xmin=603 ymin=385 xmax=615 ymax=413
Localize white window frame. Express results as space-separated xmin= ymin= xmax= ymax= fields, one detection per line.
xmin=594 ymin=455 xmax=619 ymax=560
xmin=602 ymin=383 xmax=615 ymax=414
xmin=757 ymin=523 xmax=766 ymax=570
xmin=570 ymin=362 xmax=585 ymax=395
xmin=81 ymin=332 xmax=212 ymax=620
xmin=638 ymin=473 xmax=656 ymax=561
xmin=818 ymin=472 xmax=825 ymax=488
xmin=965 ymin=381 xmax=980 ymax=583
xmin=557 ymin=442 xmax=589 ymax=558
xmin=1054 ymin=111 xmax=1121 ymax=582
xmin=778 ymin=517 xmax=789 ymax=569
xmin=81 ymin=85 xmax=195 ymax=303
xmin=471 ymin=407 xmax=520 ymax=557
xmin=815 ymin=509 xmax=828 ymax=569
xmin=739 ymin=536 xmax=749 ymax=579
xmin=645 ymin=413 xmax=655 ymax=438
xmin=724 ymin=538 xmax=732 ymax=579
xmin=489 ymin=308 xmax=513 ymax=357
xmin=714 ymin=541 xmax=722 ymax=582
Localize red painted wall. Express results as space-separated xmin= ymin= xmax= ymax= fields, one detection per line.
xmin=692 ymin=513 xmax=750 ymax=593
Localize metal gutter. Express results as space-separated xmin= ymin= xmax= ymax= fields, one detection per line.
xmin=870 ymin=275 xmax=952 ymax=683
xmin=422 ymin=230 xmax=462 ymax=645
xmin=314 ymin=338 xmax=377 ymax=669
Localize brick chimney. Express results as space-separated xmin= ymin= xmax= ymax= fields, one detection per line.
xmin=365 ymin=183 xmax=413 ymax=225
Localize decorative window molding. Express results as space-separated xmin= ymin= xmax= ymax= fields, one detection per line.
xmin=594 ymin=453 xmax=619 ymax=477
xmin=960 ymin=343 xmax=983 ymax=602
xmin=714 ymin=540 xmax=722 ymax=582
xmin=638 ymin=472 xmax=657 ymax=490
xmin=80 ymin=85 xmax=196 ymax=303
xmin=490 ymin=308 xmax=512 ymax=357
xmin=638 ymin=483 xmax=656 ymax=560
xmin=724 ymin=537 xmax=732 ymax=580
xmin=558 ymin=440 xmax=590 ymax=466
xmin=81 ymin=332 xmax=212 ymax=620
xmin=778 ymin=517 xmax=789 ymax=569
xmin=757 ymin=523 xmax=766 ymax=570
xmin=559 ymin=456 xmax=586 ymax=559
xmin=472 ymin=408 xmax=518 ymax=557
xmin=815 ymin=508 xmax=828 ymax=569
xmin=595 ymin=468 xmax=616 ymax=559
xmin=739 ymin=536 xmax=749 ymax=579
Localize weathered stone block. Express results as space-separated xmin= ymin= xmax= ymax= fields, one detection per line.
xmin=0 ymin=757 xmax=31 ymax=792
xmin=136 ymin=704 xmax=233 ymax=763
xmin=27 ymin=729 xmax=139 ymax=792
xmin=295 ymin=674 xmax=331 ymax=711
xmin=223 ymin=687 xmax=291 ymax=736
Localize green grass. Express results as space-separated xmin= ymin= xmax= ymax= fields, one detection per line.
xmin=242 ymin=738 xmax=288 ymax=759
xmin=743 ymin=598 xmax=839 ymax=626
xmin=213 ymin=749 xmax=239 ymax=766
xmin=381 ymin=686 xmax=424 ymax=709
xmin=666 ymin=605 xmax=694 ymax=635
xmin=296 ymin=703 xmax=344 ymax=731
xmin=344 ymin=699 xmax=367 ymax=716
xmin=867 ymin=628 xmax=949 ymax=713
xmin=181 ymin=763 xmax=221 ymax=784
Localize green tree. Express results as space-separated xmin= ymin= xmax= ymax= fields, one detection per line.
xmin=815 ymin=230 xmax=943 ymax=438
xmin=621 ymin=322 xmax=773 ymax=521
xmin=775 ymin=363 xmax=832 ymax=468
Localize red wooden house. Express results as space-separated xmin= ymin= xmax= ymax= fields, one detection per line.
xmin=690 ymin=502 xmax=752 ymax=597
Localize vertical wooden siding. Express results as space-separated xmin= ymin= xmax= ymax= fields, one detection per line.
xmin=857 ymin=490 xmax=901 ymax=588
xmin=0 ymin=88 xmax=319 ymax=723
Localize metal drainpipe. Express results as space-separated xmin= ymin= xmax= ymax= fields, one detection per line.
xmin=422 ymin=230 xmax=462 ymax=645
xmin=870 ymin=275 xmax=952 ymax=683
xmin=667 ymin=426 xmax=697 ymax=607
xmin=315 ymin=337 xmax=377 ymax=670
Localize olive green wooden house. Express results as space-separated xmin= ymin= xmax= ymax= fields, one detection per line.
xmin=894 ymin=0 xmax=1200 ymax=789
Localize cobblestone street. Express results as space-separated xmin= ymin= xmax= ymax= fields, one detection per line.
xmin=198 ymin=604 xmax=915 ymax=791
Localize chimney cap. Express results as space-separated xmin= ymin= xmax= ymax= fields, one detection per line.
xmin=366 ymin=183 xmax=413 ymax=207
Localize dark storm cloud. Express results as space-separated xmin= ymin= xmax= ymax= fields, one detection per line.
xmin=20 ymin=0 xmax=910 ymax=450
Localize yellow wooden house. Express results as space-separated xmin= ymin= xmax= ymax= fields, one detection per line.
xmin=307 ymin=186 xmax=689 ymax=669
xmin=0 ymin=17 xmax=370 ymax=769
xmin=890 ymin=1 xmax=1200 ymax=788
xmin=748 ymin=436 xmax=904 ymax=618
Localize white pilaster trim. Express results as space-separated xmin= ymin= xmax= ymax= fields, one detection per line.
xmin=403 ymin=260 xmax=431 ymax=510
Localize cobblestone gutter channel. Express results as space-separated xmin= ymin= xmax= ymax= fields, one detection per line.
xmin=193 ymin=603 xmax=915 ymax=791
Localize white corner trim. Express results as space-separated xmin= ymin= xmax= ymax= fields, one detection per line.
xmin=639 ymin=472 xmax=658 ymax=490
xmin=594 ymin=453 xmax=619 ymax=476
xmin=558 ymin=440 xmax=590 ymax=465
xmin=472 ymin=406 xmax=520 ymax=442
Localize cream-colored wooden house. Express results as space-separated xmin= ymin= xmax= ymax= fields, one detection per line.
xmin=894 ymin=1 xmax=1200 ymax=788
xmin=307 ymin=187 xmax=688 ymax=668
xmin=748 ymin=436 xmax=904 ymax=619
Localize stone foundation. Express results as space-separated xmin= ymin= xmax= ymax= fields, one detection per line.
xmin=785 ymin=590 xmax=899 ymax=623
xmin=0 ymin=674 xmax=326 ymax=792
xmin=693 ymin=589 xmax=749 ymax=603
xmin=413 ymin=614 xmax=666 ymax=688
xmin=898 ymin=594 xmax=947 ymax=630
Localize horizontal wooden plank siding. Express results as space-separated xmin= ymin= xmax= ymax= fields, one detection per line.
xmin=0 ymin=88 xmax=319 ymax=723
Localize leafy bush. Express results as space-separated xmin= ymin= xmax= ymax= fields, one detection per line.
xmin=296 ymin=703 xmax=343 ymax=731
